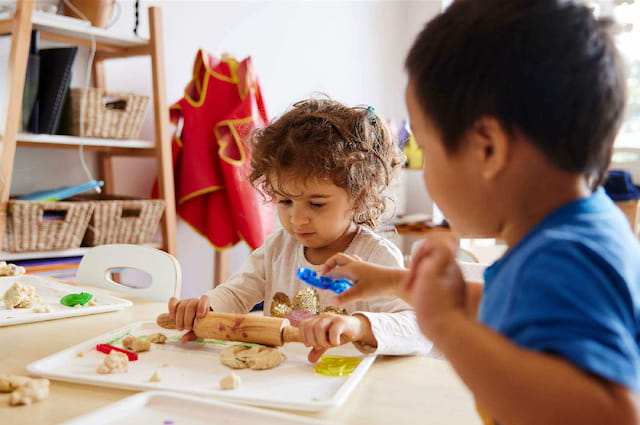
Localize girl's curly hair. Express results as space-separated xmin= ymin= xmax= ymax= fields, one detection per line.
xmin=249 ymin=98 xmax=405 ymax=229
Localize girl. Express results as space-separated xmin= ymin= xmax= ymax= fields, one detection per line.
xmin=168 ymin=98 xmax=432 ymax=362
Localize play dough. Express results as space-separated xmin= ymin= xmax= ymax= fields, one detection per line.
xmin=220 ymin=345 xmax=286 ymax=370
xmin=122 ymin=336 xmax=151 ymax=353
xmin=147 ymin=333 xmax=167 ymax=344
xmin=0 ymin=374 xmax=50 ymax=406
xmin=219 ymin=372 xmax=241 ymax=390
xmin=0 ymin=261 xmax=25 ymax=277
xmin=3 ymin=280 xmax=40 ymax=309
xmin=97 ymin=351 xmax=129 ymax=374
xmin=9 ymin=379 xmax=49 ymax=406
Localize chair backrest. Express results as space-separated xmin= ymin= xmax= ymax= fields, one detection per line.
xmin=76 ymin=244 xmax=181 ymax=301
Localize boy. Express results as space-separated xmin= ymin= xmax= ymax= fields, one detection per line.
xmin=322 ymin=1 xmax=640 ymax=424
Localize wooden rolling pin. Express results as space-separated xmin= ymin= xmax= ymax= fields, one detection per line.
xmin=156 ymin=311 xmax=353 ymax=347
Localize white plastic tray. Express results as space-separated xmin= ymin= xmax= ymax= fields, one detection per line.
xmin=0 ymin=275 xmax=132 ymax=326
xmin=27 ymin=321 xmax=376 ymax=412
xmin=60 ymin=391 xmax=334 ymax=425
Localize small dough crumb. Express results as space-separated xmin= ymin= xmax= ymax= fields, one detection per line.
xmin=161 ymin=363 xmax=169 ymax=368
xmin=0 ymin=374 xmax=31 ymax=392
xmin=77 ymin=352 xmax=85 ymax=358
xmin=147 ymin=333 xmax=167 ymax=344
xmin=0 ymin=261 xmax=26 ymax=277
xmin=87 ymin=297 xmax=98 ymax=306
xmin=3 ymin=281 xmax=40 ymax=309
xmin=219 ymin=372 xmax=241 ymax=390
xmin=32 ymin=303 xmax=52 ymax=313
xmin=97 ymin=351 xmax=129 ymax=374
xmin=220 ymin=345 xmax=286 ymax=370
xmin=149 ymin=370 xmax=162 ymax=382
xmin=9 ymin=378 xmax=49 ymax=406
xmin=122 ymin=336 xmax=151 ymax=353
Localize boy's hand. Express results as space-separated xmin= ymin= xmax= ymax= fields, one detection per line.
xmin=402 ymin=233 xmax=466 ymax=340
xmin=322 ymin=253 xmax=409 ymax=304
xmin=298 ymin=313 xmax=371 ymax=363
xmin=167 ymin=295 xmax=210 ymax=343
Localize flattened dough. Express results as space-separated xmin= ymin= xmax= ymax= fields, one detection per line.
xmin=220 ymin=344 xmax=286 ymax=370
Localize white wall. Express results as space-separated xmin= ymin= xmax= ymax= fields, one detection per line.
xmin=7 ymin=0 xmax=442 ymax=298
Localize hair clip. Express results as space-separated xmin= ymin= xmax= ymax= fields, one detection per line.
xmin=365 ymin=106 xmax=377 ymax=123
xmin=296 ymin=267 xmax=354 ymax=294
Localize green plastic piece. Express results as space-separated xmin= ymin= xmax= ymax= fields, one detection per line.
xmin=60 ymin=292 xmax=94 ymax=307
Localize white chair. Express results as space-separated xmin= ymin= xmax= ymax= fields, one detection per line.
xmin=76 ymin=244 xmax=182 ymax=301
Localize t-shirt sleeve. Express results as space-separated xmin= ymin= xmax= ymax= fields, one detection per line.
xmin=508 ymin=241 xmax=640 ymax=392
xmin=206 ymin=242 xmax=267 ymax=314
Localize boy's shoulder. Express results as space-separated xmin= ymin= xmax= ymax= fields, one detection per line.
xmin=513 ymin=189 xmax=639 ymax=277
xmin=485 ymin=189 xmax=640 ymax=316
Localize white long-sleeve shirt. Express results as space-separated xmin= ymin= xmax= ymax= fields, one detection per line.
xmin=207 ymin=226 xmax=432 ymax=356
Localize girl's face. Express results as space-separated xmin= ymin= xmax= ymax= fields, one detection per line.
xmin=272 ymin=174 xmax=358 ymax=259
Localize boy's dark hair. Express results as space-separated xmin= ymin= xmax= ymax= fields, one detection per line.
xmin=406 ymin=0 xmax=626 ymax=185
xmin=249 ymin=98 xmax=405 ymax=229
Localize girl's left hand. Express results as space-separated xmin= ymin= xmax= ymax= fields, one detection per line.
xmin=402 ymin=232 xmax=467 ymax=341
xmin=298 ymin=313 xmax=367 ymax=363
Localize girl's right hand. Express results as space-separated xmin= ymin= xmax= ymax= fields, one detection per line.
xmin=167 ymin=295 xmax=210 ymax=343
xmin=322 ymin=253 xmax=409 ymax=304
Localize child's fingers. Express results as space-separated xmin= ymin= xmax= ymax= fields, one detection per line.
xmin=312 ymin=318 xmax=331 ymax=348
xmin=175 ymin=301 xmax=188 ymax=330
xmin=328 ymin=321 xmax=347 ymax=346
xmin=168 ymin=297 xmax=179 ymax=319
xmin=307 ymin=347 xmax=327 ymax=364
xmin=181 ymin=330 xmax=196 ymax=343
xmin=196 ymin=295 xmax=210 ymax=318
xmin=321 ymin=253 xmax=356 ymax=276
xmin=298 ymin=318 xmax=317 ymax=348
xmin=183 ymin=301 xmax=198 ymax=331
xmin=332 ymin=281 xmax=367 ymax=305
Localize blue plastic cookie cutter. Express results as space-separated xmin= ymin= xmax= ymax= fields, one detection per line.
xmin=296 ymin=267 xmax=354 ymax=294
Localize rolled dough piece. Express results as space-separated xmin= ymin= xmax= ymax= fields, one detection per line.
xmin=220 ymin=345 xmax=286 ymax=370
xmin=122 ymin=336 xmax=151 ymax=352
xmin=219 ymin=372 xmax=241 ymax=390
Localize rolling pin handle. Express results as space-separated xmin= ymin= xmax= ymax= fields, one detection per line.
xmin=156 ymin=313 xmax=177 ymax=329
xmin=282 ymin=326 xmax=302 ymax=343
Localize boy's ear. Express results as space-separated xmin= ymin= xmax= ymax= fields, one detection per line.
xmin=469 ymin=116 xmax=510 ymax=180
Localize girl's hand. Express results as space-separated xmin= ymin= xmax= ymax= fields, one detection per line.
xmin=401 ymin=233 xmax=466 ymax=340
xmin=167 ymin=295 xmax=210 ymax=343
xmin=298 ymin=313 xmax=371 ymax=363
xmin=322 ymin=253 xmax=409 ymax=304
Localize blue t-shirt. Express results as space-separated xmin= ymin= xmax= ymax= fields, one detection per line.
xmin=479 ymin=188 xmax=640 ymax=392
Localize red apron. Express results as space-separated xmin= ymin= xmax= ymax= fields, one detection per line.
xmin=167 ymin=50 xmax=273 ymax=250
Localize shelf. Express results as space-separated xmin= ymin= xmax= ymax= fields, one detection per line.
xmin=0 ymin=242 xmax=162 ymax=262
xmin=0 ymin=10 xmax=149 ymax=56
xmin=13 ymin=133 xmax=156 ymax=156
xmin=0 ymin=10 xmax=148 ymax=46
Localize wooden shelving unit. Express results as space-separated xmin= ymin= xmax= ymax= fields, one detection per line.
xmin=0 ymin=3 xmax=177 ymax=257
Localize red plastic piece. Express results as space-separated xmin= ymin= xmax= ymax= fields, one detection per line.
xmin=96 ymin=344 xmax=138 ymax=361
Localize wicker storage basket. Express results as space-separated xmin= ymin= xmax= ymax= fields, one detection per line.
xmin=4 ymin=200 xmax=94 ymax=252
xmin=66 ymin=87 xmax=150 ymax=139
xmin=71 ymin=194 xmax=165 ymax=246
